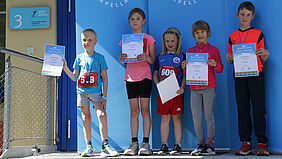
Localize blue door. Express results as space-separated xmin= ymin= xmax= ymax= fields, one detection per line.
xmin=57 ymin=0 xmax=77 ymax=151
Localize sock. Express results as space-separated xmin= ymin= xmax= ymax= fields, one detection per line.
xmin=207 ymin=137 xmax=214 ymax=147
xmin=143 ymin=137 xmax=149 ymax=143
xmin=87 ymin=141 xmax=92 ymax=146
xmin=102 ymin=139 xmax=109 ymax=149
xmin=132 ymin=137 xmax=138 ymax=143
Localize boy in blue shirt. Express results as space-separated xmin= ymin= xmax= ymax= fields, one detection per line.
xmin=226 ymin=1 xmax=270 ymax=156
xmin=63 ymin=29 xmax=119 ymax=157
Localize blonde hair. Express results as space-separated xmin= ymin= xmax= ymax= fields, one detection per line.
xmin=161 ymin=27 xmax=182 ymax=56
xmin=192 ymin=20 xmax=211 ymax=38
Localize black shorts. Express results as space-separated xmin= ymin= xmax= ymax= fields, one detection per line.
xmin=126 ymin=78 xmax=152 ymax=99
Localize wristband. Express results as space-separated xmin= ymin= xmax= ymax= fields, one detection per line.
xmin=102 ymin=96 xmax=107 ymax=100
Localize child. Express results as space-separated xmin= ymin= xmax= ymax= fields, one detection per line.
xmin=182 ymin=20 xmax=223 ymax=156
xmin=153 ymin=27 xmax=185 ymax=155
xmin=226 ymin=1 xmax=270 ymax=156
xmin=63 ymin=29 xmax=119 ymax=157
xmin=119 ymin=8 xmax=156 ymax=155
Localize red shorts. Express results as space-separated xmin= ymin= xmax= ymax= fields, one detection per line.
xmin=157 ymin=96 xmax=184 ymax=115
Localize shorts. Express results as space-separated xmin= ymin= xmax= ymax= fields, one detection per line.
xmin=77 ymin=92 xmax=102 ymax=107
xmin=157 ymin=96 xmax=184 ymax=115
xmin=126 ymin=78 xmax=152 ymax=99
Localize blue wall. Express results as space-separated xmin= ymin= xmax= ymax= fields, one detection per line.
xmin=74 ymin=0 xmax=282 ymax=152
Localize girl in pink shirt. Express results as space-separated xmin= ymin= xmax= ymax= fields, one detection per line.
xmin=182 ymin=20 xmax=223 ymax=156
xmin=119 ymin=8 xmax=156 ymax=156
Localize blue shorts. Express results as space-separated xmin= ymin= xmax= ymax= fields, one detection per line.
xmin=77 ymin=92 xmax=102 ymax=107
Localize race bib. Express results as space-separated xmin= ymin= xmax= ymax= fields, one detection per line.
xmin=160 ymin=66 xmax=178 ymax=81
xmin=78 ymin=72 xmax=98 ymax=88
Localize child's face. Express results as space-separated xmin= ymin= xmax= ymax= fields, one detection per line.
xmin=81 ymin=31 xmax=97 ymax=51
xmin=128 ymin=13 xmax=145 ymax=31
xmin=237 ymin=8 xmax=254 ymax=29
xmin=194 ymin=30 xmax=208 ymax=45
xmin=164 ymin=33 xmax=178 ymax=53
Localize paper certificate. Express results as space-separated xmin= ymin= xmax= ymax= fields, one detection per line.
xmin=122 ymin=33 xmax=143 ymax=62
xmin=41 ymin=44 xmax=65 ymax=76
xmin=157 ymin=72 xmax=180 ymax=104
xmin=186 ymin=53 xmax=208 ymax=85
xmin=232 ymin=43 xmax=259 ymax=77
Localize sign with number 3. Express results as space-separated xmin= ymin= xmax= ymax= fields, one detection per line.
xmin=9 ymin=7 xmax=50 ymax=30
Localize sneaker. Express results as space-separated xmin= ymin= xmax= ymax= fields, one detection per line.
xmin=235 ymin=141 xmax=253 ymax=155
xmin=257 ymin=143 xmax=270 ymax=156
xmin=123 ymin=142 xmax=139 ymax=155
xmin=157 ymin=144 xmax=169 ymax=155
xmin=81 ymin=144 xmax=93 ymax=157
xmin=100 ymin=144 xmax=119 ymax=157
xmin=138 ymin=143 xmax=152 ymax=155
xmin=199 ymin=144 xmax=216 ymax=155
xmin=170 ymin=144 xmax=182 ymax=155
xmin=190 ymin=144 xmax=204 ymax=156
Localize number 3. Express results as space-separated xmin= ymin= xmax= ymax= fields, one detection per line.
xmin=14 ymin=15 xmax=22 ymax=28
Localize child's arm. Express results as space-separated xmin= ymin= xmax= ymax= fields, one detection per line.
xmin=62 ymin=58 xmax=79 ymax=81
xmin=137 ymin=44 xmax=155 ymax=64
xmin=100 ymin=69 xmax=108 ymax=111
xmin=208 ymin=49 xmax=223 ymax=73
xmin=256 ymin=48 xmax=269 ymax=62
xmin=153 ymin=70 xmax=159 ymax=85
xmin=176 ymin=73 xmax=186 ymax=95
xmin=226 ymin=53 xmax=233 ymax=64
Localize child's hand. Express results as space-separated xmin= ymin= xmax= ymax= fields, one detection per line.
xmin=99 ymin=98 xmax=107 ymax=111
xmin=62 ymin=58 xmax=67 ymax=69
xmin=137 ymin=54 xmax=147 ymax=61
xmin=256 ymin=48 xmax=269 ymax=56
xmin=119 ymin=54 xmax=128 ymax=63
xmin=207 ymin=59 xmax=217 ymax=67
xmin=226 ymin=53 xmax=233 ymax=64
xmin=181 ymin=60 xmax=188 ymax=69
xmin=176 ymin=87 xmax=184 ymax=94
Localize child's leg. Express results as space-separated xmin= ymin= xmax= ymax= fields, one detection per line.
xmin=140 ymin=97 xmax=151 ymax=138
xmin=95 ymin=107 xmax=108 ymax=141
xmin=248 ymin=72 xmax=267 ymax=143
xmin=202 ymin=87 xmax=216 ymax=146
xmin=172 ymin=114 xmax=182 ymax=144
xmin=129 ymin=98 xmax=140 ymax=138
xmin=160 ymin=115 xmax=170 ymax=144
xmin=80 ymin=106 xmax=92 ymax=142
xmin=191 ymin=90 xmax=205 ymax=144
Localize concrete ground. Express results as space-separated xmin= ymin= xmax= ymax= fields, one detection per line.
xmin=17 ymin=151 xmax=282 ymax=159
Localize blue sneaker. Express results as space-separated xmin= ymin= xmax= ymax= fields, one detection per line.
xmin=81 ymin=145 xmax=93 ymax=157
xmin=199 ymin=144 xmax=216 ymax=155
xmin=190 ymin=144 xmax=204 ymax=156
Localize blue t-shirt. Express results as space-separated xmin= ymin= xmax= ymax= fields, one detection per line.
xmin=73 ymin=52 xmax=108 ymax=94
xmin=154 ymin=52 xmax=185 ymax=95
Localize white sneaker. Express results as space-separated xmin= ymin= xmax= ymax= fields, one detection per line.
xmin=138 ymin=143 xmax=152 ymax=155
xmin=81 ymin=145 xmax=93 ymax=157
xmin=123 ymin=142 xmax=139 ymax=155
xmin=100 ymin=144 xmax=119 ymax=157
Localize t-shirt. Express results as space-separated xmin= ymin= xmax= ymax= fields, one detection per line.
xmin=119 ymin=33 xmax=156 ymax=82
xmin=154 ymin=52 xmax=185 ymax=88
xmin=228 ymin=27 xmax=265 ymax=71
xmin=73 ymin=52 xmax=108 ymax=94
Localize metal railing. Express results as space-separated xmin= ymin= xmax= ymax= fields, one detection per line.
xmin=0 ymin=47 xmax=58 ymax=157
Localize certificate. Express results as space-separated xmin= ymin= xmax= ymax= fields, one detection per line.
xmin=232 ymin=43 xmax=259 ymax=77
xmin=157 ymin=72 xmax=180 ymax=104
xmin=186 ymin=53 xmax=208 ymax=85
xmin=122 ymin=33 xmax=143 ymax=62
xmin=41 ymin=44 xmax=65 ymax=76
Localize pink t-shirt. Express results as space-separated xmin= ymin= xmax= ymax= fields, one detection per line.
xmin=119 ymin=33 xmax=156 ymax=82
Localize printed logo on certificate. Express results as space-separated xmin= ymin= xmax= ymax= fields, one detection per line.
xmin=186 ymin=53 xmax=208 ymax=85
xmin=232 ymin=43 xmax=259 ymax=77
xmin=122 ymin=33 xmax=143 ymax=62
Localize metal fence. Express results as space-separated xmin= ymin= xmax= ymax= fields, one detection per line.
xmin=0 ymin=47 xmax=57 ymax=157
